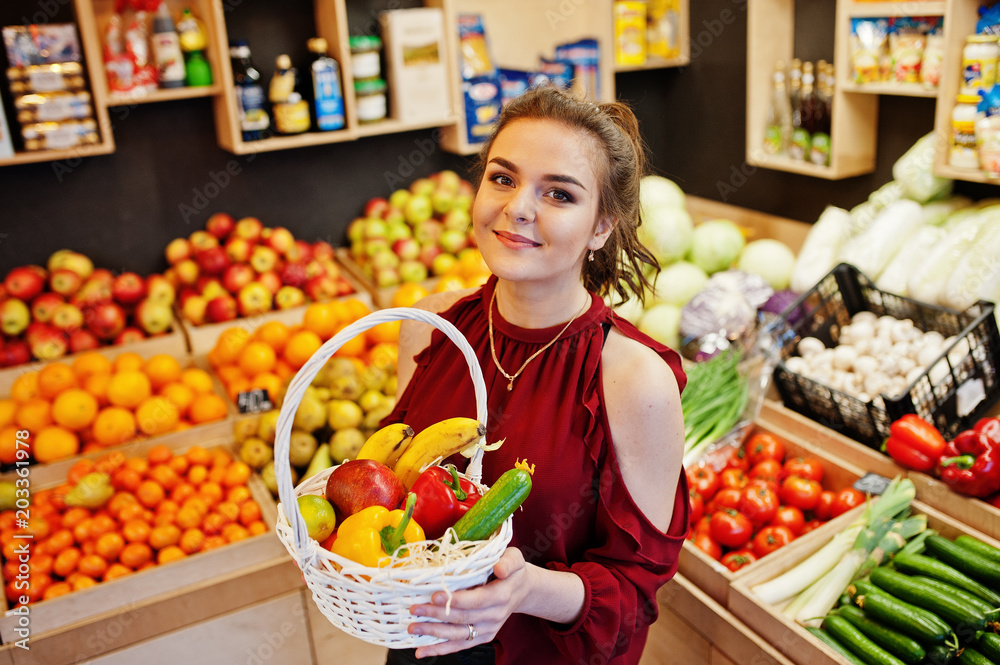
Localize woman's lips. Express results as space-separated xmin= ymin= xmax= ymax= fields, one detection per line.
xmin=494 ymin=230 xmax=540 ymax=248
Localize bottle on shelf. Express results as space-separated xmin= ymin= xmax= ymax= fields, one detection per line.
xmin=950 ymin=92 xmax=982 ymax=169
xmin=789 ymin=61 xmax=815 ymax=161
xmin=810 ymin=61 xmax=832 ymax=166
xmin=788 ymin=58 xmax=802 ymax=135
xmin=151 ymin=2 xmax=186 ymax=89
xmin=230 ymin=40 xmax=270 ymax=141
xmin=763 ymin=59 xmax=792 ymax=156
xmin=177 ymin=7 xmax=213 ymax=87
xmin=306 ymin=38 xmax=345 ymax=132
xmin=269 ymin=54 xmax=310 ymax=135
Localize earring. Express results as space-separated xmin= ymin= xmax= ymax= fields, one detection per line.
xmin=588 ymin=249 xmax=595 ymax=262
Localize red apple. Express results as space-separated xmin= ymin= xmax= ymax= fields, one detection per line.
xmin=275 ymin=285 xmax=306 ymax=310
xmin=146 ymin=274 xmax=176 ymax=306
xmin=87 ymin=268 xmax=115 ymax=289
xmin=418 ymin=244 xmax=442 ymax=269
xmin=30 ymin=292 xmax=64 ymax=323
xmin=4 ymin=266 xmax=46 ymax=301
xmin=313 ymin=241 xmax=335 ymax=262
xmin=49 ymin=268 xmax=83 ymax=297
xmin=222 ymin=263 xmax=255 ymax=294
xmin=111 ymin=272 xmax=147 ymax=306
xmin=322 ymin=261 xmax=342 ymax=281
xmin=233 ymin=217 xmax=264 ymax=243
xmin=86 ymin=302 xmax=127 ymax=341
xmin=51 ymin=303 xmax=84 ymax=333
xmin=392 ymin=238 xmax=421 ymax=262
xmin=196 ymin=246 xmax=230 ymax=276
xmin=0 ymin=298 xmax=30 ymax=336
xmin=28 ymin=325 xmax=68 ymax=360
xmin=135 ymin=298 xmax=173 ymax=335
xmin=305 ymin=275 xmax=338 ymax=302
xmin=364 ymin=197 xmax=390 ymax=219
xmin=165 ymin=237 xmax=192 ymax=265
xmin=224 ymin=237 xmax=253 ymax=264
xmin=280 ymin=261 xmax=309 ymax=288
xmin=237 ymin=282 xmax=273 ymax=317
xmin=290 ymin=240 xmax=314 ymax=264
xmin=262 ymin=226 xmax=296 ymax=255
xmin=249 ymin=245 xmax=278 ymax=274
xmin=413 ymin=219 xmax=444 ymax=246
xmin=205 ymin=212 xmax=236 ymax=239
xmin=177 ymin=286 xmax=200 ymax=306
xmin=325 ymin=459 xmax=406 ymax=521
xmin=114 ymin=327 xmax=147 ymax=345
xmin=374 ymin=267 xmax=400 ymax=288
xmin=257 ymin=270 xmax=282 ymax=296
xmin=181 ymin=294 xmax=208 ymax=326
xmin=174 ymin=259 xmax=200 ymax=286
xmin=205 ymin=294 xmax=238 ymax=323
xmin=188 ymin=230 xmax=219 ymax=253
xmin=70 ymin=279 xmax=112 ymax=310
xmin=336 ymin=277 xmax=354 ymax=296
xmin=0 ymin=339 xmax=31 ymax=367
xmin=48 ymin=250 xmax=94 ymax=280
xmin=68 ymin=328 xmax=100 ymax=353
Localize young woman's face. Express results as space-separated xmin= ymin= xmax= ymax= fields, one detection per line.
xmin=473 ymin=118 xmax=609 ymax=286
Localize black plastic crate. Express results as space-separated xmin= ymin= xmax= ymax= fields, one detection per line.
xmin=771 ymin=263 xmax=1000 ymax=448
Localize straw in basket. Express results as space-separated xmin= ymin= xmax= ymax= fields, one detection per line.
xmin=273 ymin=307 xmax=512 ymax=649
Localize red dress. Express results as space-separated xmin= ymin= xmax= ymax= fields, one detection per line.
xmin=384 ymin=276 xmax=690 ymax=665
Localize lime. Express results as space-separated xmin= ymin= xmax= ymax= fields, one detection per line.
xmin=297 ymin=494 xmax=337 ymax=542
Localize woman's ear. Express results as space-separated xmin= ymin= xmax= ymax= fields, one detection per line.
xmin=592 ymin=216 xmax=616 ymax=250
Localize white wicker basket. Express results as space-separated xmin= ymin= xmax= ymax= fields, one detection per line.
xmin=273 ymin=307 xmax=512 ymax=649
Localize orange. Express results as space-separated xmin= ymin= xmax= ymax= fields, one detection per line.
xmin=148 ymin=464 xmax=180 ymax=491
xmin=211 ymin=327 xmax=252 ymax=366
xmin=159 ymin=382 xmax=195 ymax=417
xmin=185 ymin=445 xmax=212 ymax=466
xmin=221 ymin=461 xmax=251 ymax=488
xmin=103 ymin=563 xmax=132 ymax=581
xmin=119 ymin=542 xmax=152 ymax=569
xmin=37 ymin=362 xmax=77 ymax=399
xmin=67 ymin=458 xmax=96 ymax=485
xmin=239 ymin=501 xmax=262 ymax=527
xmin=53 ymin=547 xmax=81 ymax=578
xmin=238 ymin=341 xmax=276 ymax=376
xmin=91 ymin=407 xmax=137 ymax=447
xmin=94 ymin=450 xmax=126 ymax=475
xmin=273 ymin=359 xmax=295 ymax=381
xmin=112 ymin=467 xmax=142 ymax=493
xmin=112 ymin=351 xmax=145 ymax=373
xmin=434 ymin=275 xmax=467 ymax=293
xmin=70 ymin=574 xmax=98 ymax=592
xmin=0 ymin=425 xmax=24 ymax=465
xmin=15 ymin=398 xmax=53 ymax=431
xmin=147 ymin=443 xmax=173 ymax=465
xmin=225 ymin=376 xmax=252 ymax=403
xmin=226 ymin=485 xmax=252 ymax=505
xmin=136 ymin=480 xmax=165 ymax=509
xmin=77 ymin=553 xmax=108 ymax=579
xmin=254 ymin=321 xmax=291 ymax=353
xmin=188 ymin=394 xmax=228 ymax=424
xmin=302 ymin=302 xmax=339 ymax=340
xmin=0 ymin=399 xmax=16 ymax=429
xmin=143 ymin=354 xmax=183 ymax=390
xmin=82 ymin=373 xmax=112 ymax=406
xmin=72 ymin=352 xmax=113 ymax=381
xmin=33 ymin=426 xmax=79 ymax=463
xmin=9 ymin=372 xmax=40 ymax=404
xmin=187 ymin=464 xmax=208 ymax=486
xmin=148 ymin=524 xmax=181 ymax=550
xmin=216 ymin=501 xmax=240 ymax=524
xmin=249 ymin=372 xmax=283 ymax=401
xmin=203 ymin=535 xmax=228 ymax=551
xmin=343 ymin=298 xmax=371 ymax=321
xmin=52 ymin=389 xmax=99 ymax=430
xmin=157 ymin=545 xmax=187 ymax=564
xmin=94 ymin=532 xmax=125 ymax=561
xmin=222 ymin=523 xmax=250 ymax=543
xmin=390 ymin=282 xmax=431 ymax=308
xmin=168 ymin=455 xmax=190 ymax=476
xmin=117 ymin=503 xmax=147 ymax=524
xmin=106 ymin=371 xmax=152 ymax=409
xmin=170 ymin=482 xmax=196 ymax=505
xmin=213 ymin=364 xmax=244 ymax=386
xmin=368 ymin=320 xmax=400 ymax=345
xmin=89 ymin=514 xmax=116 ymax=540
xmin=175 ymin=506 xmax=202 ymax=530
xmin=43 ymin=581 xmax=73 ymax=600
xmin=333 ymin=325 xmax=367 ymax=358
xmin=283 ymin=330 xmax=322 ymax=369
xmin=121 ymin=519 xmax=151 ymax=544
xmin=210 ymin=449 xmax=232 ymax=468
xmin=367 ymin=342 xmax=399 ymax=372
xmin=180 ymin=368 xmax=214 ymax=395
xmin=199 ymin=481 xmax=224 ymax=506
xmin=179 ymin=528 xmax=205 ymax=554
xmin=41 ymin=529 xmax=74 ymax=556
xmin=29 ymin=552 xmax=54 ymax=576
xmin=135 ymin=396 xmax=180 ymax=436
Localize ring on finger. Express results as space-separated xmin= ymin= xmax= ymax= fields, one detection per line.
xmin=466 ymin=623 xmax=478 ymax=641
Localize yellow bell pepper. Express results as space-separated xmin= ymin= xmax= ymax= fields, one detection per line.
xmin=331 ymin=494 xmax=425 ymax=567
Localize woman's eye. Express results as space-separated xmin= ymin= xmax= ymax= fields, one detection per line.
xmin=490 ymin=174 xmax=513 ymax=186
xmin=549 ymin=189 xmax=573 ymax=202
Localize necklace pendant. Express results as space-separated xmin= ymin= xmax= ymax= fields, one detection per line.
xmin=507 ymin=380 xmax=513 ymax=391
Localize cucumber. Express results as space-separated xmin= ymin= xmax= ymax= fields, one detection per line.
xmin=979 ymin=633 xmax=1000 ymax=663
xmin=893 ymin=553 xmax=1000 ymax=606
xmin=822 ymin=614 xmax=908 ymax=665
xmin=837 ymin=606 xmax=926 ymax=664
xmin=450 ymin=468 xmax=531 ymax=542
xmin=955 ymin=535 xmax=1000 ymax=566
xmin=869 ymin=568 xmax=992 ymax=630
xmin=925 ymin=536 xmax=1000 ymax=588
xmin=853 ymin=581 xmax=952 ymax=644
xmin=806 ymin=626 xmax=869 ymax=665
xmin=924 ymin=644 xmax=956 ymax=665
xmin=957 ymin=647 xmax=997 ymax=665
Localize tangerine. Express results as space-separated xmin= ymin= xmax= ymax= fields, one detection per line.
xmin=302 ymin=302 xmax=339 ymax=340
xmin=283 ymin=330 xmax=322 ymax=369
xmin=37 ymin=362 xmax=77 ymax=399
xmin=343 ymin=298 xmax=370 ymax=321
xmin=112 ymin=352 xmax=145 ymax=373
xmin=0 ymin=399 xmax=16 ymax=429
xmin=72 ymin=352 xmax=113 ymax=380
xmin=67 ymin=458 xmax=96 ymax=485
xmin=175 ymin=507 xmax=202 ymax=530
xmin=202 ymin=535 xmax=228 ymax=551
xmin=43 ymin=581 xmax=73 ymax=600
xmin=106 ymin=371 xmax=152 ymax=409
xmin=273 ymin=359 xmax=295 ymax=381
xmin=222 ymin=461 xmax=251 ymax=488
xmin=368 ymin=320 xmax=400 ymax=345
xmin=249 ymin=372 xmax=283 ymax=401
xmin=95 ymin=532 xmax=125 ymax=561
xmin=89 ymin=514 xmax=116 ymax=539
xmin=77 ymin=553 xmax=108 ymax=579
xmin=82 ymin=373 xmax=112 ymax=406
xmin=157 ymin=545 xmax=187 ymax=564
xmin=185 ymin=445 xmax=212 ymax=466
xmin=70 ymin=574 xmax=98 ymax=592
xmin=15 ymin=398 xmax=53 ymax=431
xmin=119 ymin=542 xmax=152 ymax=569
xmin=188 ymin=394 xmax=228 ymax=424
xmin=147 ymin=443 xmax=173 ymax=465
xmin=180 ymin=368 xmax=214 ymax=394
xmin=168 ymin=454 xmax=189 ymax=475
xmin=111 ymin=468 xmax=142 ymax=493
xmin=94 ymin=450 xmax=126 ymax=475
xmin=212 ymin=364 xmax=244 ymax=386
xmin=248 ymin=521 xmax=268 ymax=537
xmin=91 ymin=407 xmax=136 ymax=447
xmin=148 ymin=464 xmax=180 ymax=491
xmin=136 ymin=480 xmax=165 ymax=509
xmin=52 ymin=389 xmax=99 ymax=430
xmin=227 ymin=485 xmax=252 ymax=505
xmin=33 ymin=426 xmax=79 ymax=463
xmin=103 ymin=563 xmax=132 ymax=581
xmin=239 ymin=501 xmax=262 ymax=526
xmin=254 ymin=321 xmax=291 ymax=353
xmin=333 ymin=325 xmax=367 ymax=358
xmin=148 ymin=524 xmax=181 ymax=550
xmin=135 ymin=396 xmax=180 ymax=436
xmin=143 ymin=354 xmax=183 ymax=390
xmin=179 ymin=528 xmax=205 ymax=554
xmin=187 ymin=464 xmax=208 ymax=486
xmin=222 ymin=523 xmax=250 ymax=543
xmin=121 ymin=519 xmax=151 ymax=544
xmin=9 ymin=373 xmax=40 ymax=404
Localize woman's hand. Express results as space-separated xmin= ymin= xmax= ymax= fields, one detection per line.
xmin=408 ymin=547 xmax=529 ymax=658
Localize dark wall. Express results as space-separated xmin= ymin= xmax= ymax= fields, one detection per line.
xmin=1 ymin=0 xmax=995 ymax=275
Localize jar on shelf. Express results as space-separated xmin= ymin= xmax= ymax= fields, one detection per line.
xmin=962 ymin=35 xmax=999 ymax=89
xmin=354 ymin=77 xmax=387 ymax=124
xmin=950 ymin=92 xmax=982 ymax=169
xmin=349 ymin=35 xmax=383 ymax=81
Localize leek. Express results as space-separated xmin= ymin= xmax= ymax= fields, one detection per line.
xmin=752 ymin=523 xmax=864 ymax=605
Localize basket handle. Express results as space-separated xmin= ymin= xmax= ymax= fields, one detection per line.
xmin=275 ymin=307 xmax=489 ymax=551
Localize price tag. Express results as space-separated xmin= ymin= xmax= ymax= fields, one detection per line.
xmin=854 ymin=472 xmax=892 ymax=496
xmin=956 ymin=378 xmax=986 ymax=418
xmin=237 ymin=389 xmax=273 ymax=414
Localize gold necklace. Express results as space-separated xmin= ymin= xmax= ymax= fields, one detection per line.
xmin=488 ymin=288 xmax=590 ymax=391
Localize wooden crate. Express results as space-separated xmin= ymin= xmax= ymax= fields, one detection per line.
xmin=685 ymin=195 xmax=811 ymax=253
xmin=729 ymin=500 xmax=1000 ymax=665
xmin=907 ymin=473 xmax=1000 ymax=540
xmin=679 ymin=421 xmax=866 ymax=606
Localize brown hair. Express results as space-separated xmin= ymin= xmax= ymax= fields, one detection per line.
xmin=471 ymin=85 xmax=659 ymax=305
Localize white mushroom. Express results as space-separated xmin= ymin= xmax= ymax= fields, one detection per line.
xmin=891 ymin=318 xmax=915 ymax=343
xmin=891 ymin=341 xmax=916 ymax=361
xmin=923 ymin=330 xmax=946 ymax=348
xmin=905 ymin=366 xmax=925 ymax=385
xmin=833 ymin=345 xmax=859 ymax=371
xmin=785 ymin=356 xmax=808 ymax=375
xmin=877 ymin=354 xmax=900 ymax=376
xmin=868 ymin=337 xmax=893 ymax=357
xmin=852 ymin=311 xmax=878 ymax=326
xmin=897 ymin=357 xmax=917 ymax=377
xmin=853 ymin=355 xmax=880 ymax=377
xmin=863 ymin=373 xmax=890 ymax=396
xmin=850 ymin=320 xmax=876 ymax=342
xmin=948 ymin=337 xmax=971 ymax=365
xmin=917 ymin=344 xmax=941 ymax=369
xmin=797 ymin=336 xmax=826 ymax=358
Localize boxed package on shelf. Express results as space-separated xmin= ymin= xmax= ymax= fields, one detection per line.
xmin=457 ymin=14 xmax=502 ymax=145
xmin=378 ymin=7 xmax=451 ymax=123
xmin=14 ymin=90 xmax=93 ymax=124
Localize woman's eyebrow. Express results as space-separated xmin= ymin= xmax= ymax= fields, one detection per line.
xmin=488 ymin=157 xmax=586 ymax=190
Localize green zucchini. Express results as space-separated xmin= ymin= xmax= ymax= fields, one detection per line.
xmin=893 ymin=553 xmax=1000 ymax=606
xmin=957 ymin=647 xmax=997 ymax=665
xmin=924 ymin=644 xmax=956 ymax=665
xmin=853 ymin=581 xmax=952 ymax=644
xmin=450 ymin=468 xmax=531 ymax=542
xmin=955 ymin=535 xmax=1000 ymax=566
xmin=869 ymin=568 xmax=992 ymax=630
xmin=806 ymin=626 xmax=869 ymax=665
xmin=837 ymin=606 xmax=926 ymax=664
xmin=925 ymin=536 xmax=1000 ymax=588
xmin=979 ymin=633 xmax=1000 ymax=662
xmin=822 ymin=614 xmax=908 ymax=665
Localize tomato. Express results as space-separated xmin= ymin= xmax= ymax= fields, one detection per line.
xmin=690 ymin=514 xmax=712 ymax=537
xmin=724 ymin=446 xmax=750 ymax=472
xmin=746 ymin=477 xmax=780 ymax=494
xmin=831 ymin=487 xmax=866 ymax=518
xmin=707 ymin=487 xmax=742 ymax=513
xmin=692 ymin=531 xmax=722 ymax=560
xmin=687 ymin=467 xmax=720 ymax=500
xmin=769 ymin=505 xmax=805 ymax=535
xmin=783 ymin=456 xmax=825 ymax=483
xmin=720 ymin=549 xmax=758 ymax=572
xmin=689 ymin=490 xmax=705 ymax=526
xmin=748 ymin=459 xmax=783 ymax=484
xmin=779 ymin=476 xmax=823 ymax=511
xmin=719 ymin=468 xmax=748 ymax=490
xmin=738 ymin=484 xmax=779 ymax=525
xmin=709 ymin=509 xmax=754 ymax=549
xmin=752 ymin=525 xmax=795 ymax=557
xmin=814 ymin=490 xmax=836 ymax=521
xmin=800 ymin=519 xmax=825 ymax=535
xmin=746 ymin=432 xmax=787 ymax=467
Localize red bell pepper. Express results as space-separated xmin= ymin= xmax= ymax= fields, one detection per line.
xmin=973 ymin=416 xmax=1000 ymax=446
xmin=937 ymin=429 xmax=1000 ymax=498
xmin=883 ymin=414 xmax=946 ymax=473
xmin=409 ymin=465 xmax=482 ymax=539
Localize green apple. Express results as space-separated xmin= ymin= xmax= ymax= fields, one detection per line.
xmin=389 ymin=189 xmax=411 ymax=210
xmin=404 ymin=194 xmax=433 ymax=225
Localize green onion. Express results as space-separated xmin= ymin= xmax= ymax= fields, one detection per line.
xmin=680 ymin=350 xmax=749 ymax=466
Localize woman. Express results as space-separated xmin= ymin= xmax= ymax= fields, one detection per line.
xmin=384 ymin=86 xmax=689 ymax=664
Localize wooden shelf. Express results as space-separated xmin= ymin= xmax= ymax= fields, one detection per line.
xmin=106 ymin=83 xmax=222 ymax=107
xmin=839 ymin=82 xmax=939 ymax=97
xmin=353 ymin=114 xmax=460 ymax=138
xmin=935 ymin=162 xmax=1000 ymax=183
xmin=746 ymin=152 xmax=876 ymax=179
xmin=844 ymin=0 xmax=946 ymax=17
xmin=0 ymin=140 xmax=116 ymax=167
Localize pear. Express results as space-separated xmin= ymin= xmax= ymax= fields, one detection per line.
xmin=362 ymin=400 xmax=395 ymax=430
xmin=361 ymin=365 xmax=387 ymax=392
xmin=314 ymin=387 xmax=331 ymax=402
xmin=289 ymin=430 xmax=319 ymax=467
xmin=384 ymin=375 xmax=398 ymax=396
xmin=65 ymin=472 xmax=113 ymax=509
xmin=358 ymin=390 xmax=385 ymax=413
xmin=233 ymin=414 xmax=261 ymax=443
xmin=303 ymin=443 xmax=334 ymax=481
xmin=293 ymin=394 xmax=327 ymax=432
xmin=240 ymin=437 xmax=273 ymax=470
xmin=325 ymin=357 xmax=359 ymax=381
xmin=261 ymin=461 xmax=299 ymax=497
xmin=327 ymin=399 xmax=364 ymax=430
xmin=257 ymin=409 xmax=280 ymax=443
xmin=329 ymin=428 xmax=365 ymax=463
xmin=328 ymin=375 xmax=363 ymax=401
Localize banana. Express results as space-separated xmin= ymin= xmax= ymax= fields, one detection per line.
xmin=393 ymin=417 xmax=487 ymax=489
xmin=355 ymin=422 xmax=415 ymax=467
